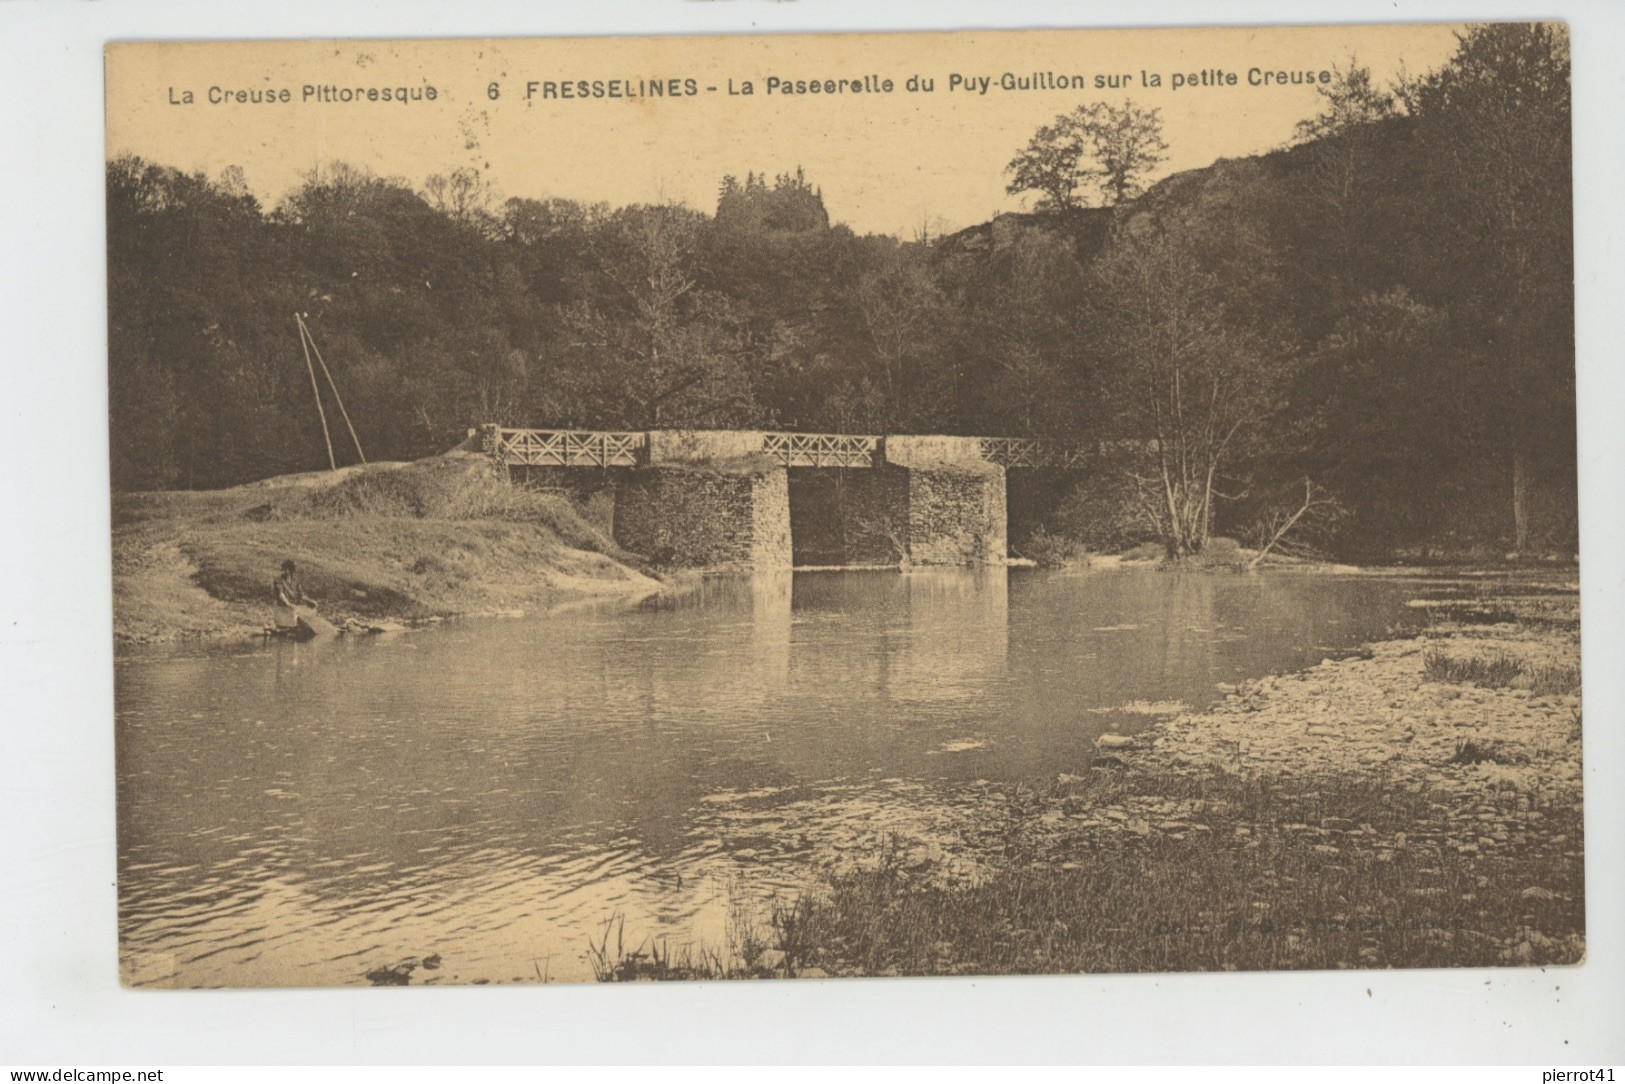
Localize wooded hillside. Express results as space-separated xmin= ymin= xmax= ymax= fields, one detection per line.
xmin=107 ymin=25 xmax=1575 ymax=559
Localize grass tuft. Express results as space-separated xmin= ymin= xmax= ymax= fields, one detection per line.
xmin=1423 ymin=650 xmax=1524 ymax=687
xmin=1422 ymin=650 xmax=1579 ymax=696
xmin=1448 ymin=739 xmax=1527 ymax=766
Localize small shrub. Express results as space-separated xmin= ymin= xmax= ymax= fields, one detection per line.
xmin=1186 ymin=536 xmax=1248 ymax=571
xmin=1426 ymin=650 xmax=1580 ymax=697
xmin=1051 ymin=470 xmax=1161 ymax=554
xmin=1121 ymin=541 xmax=1166 ymax=562
xmin=1018 ymin=528 xmax=1091 ymax=569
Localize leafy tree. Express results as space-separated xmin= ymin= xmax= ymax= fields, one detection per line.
xmin=1293 ymin=56 xmax=1398 ymax=143
xmin=1090 ymin=101 xmax=1171 ymax=205
xmin=107 ymin=155 xmax=304 ymax=487
xmin=561 ymin=204 xmax=755 ymax=428
xmin=716 ymin=168 xmax=830 ymax=233
xmin=948 ymin=224 xmax=1090 ymax=437
xmin=850 ymin=243 xmax=951 ymax=432
xmin=1006 ymin=102 xmax=1168 ymax=210
xmin=1290 ymin=289 xmax=1495 ymax=554
xmin=1402 ymin=23 xmax=1573 ymax=549
xmin=423 ymin=167 xmax=503 ymax=240
xmin=1005 ymin=116 xmax=1091 ymax=211
xmin=1287 ymin=59 xmax=1404 ymax=312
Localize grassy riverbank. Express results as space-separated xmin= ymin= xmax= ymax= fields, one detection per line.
xmin=773 ymin=576 xmax=1583 ymax=976
xmin=112 ymin=452 xmax=663 ymax=645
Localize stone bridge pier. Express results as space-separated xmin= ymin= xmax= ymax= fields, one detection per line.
xmin=613 ymin=431 xmax=793 ymax=570
xmin=883 ymin=436 xmax=1007 ymax=567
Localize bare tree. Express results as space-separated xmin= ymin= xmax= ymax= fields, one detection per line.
xmin=1092 ymin=223 xmax=1287 ymax=558
xmin=423 ymin=167 xmax=502 ymax=239
xmin=1246 ymin=478 xmax=1346 ymax=570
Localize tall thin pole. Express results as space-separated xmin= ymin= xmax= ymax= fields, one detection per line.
xmin=297 ymin=314 xmax=337 ymax=471
xmin=298 ymin=314 xmax=366 ymax=464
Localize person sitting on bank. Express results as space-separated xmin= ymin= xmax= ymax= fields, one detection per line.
xmin=273 ymin=559 xmax=314 ymax=628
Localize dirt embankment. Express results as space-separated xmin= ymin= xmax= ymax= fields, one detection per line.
xmin=112 ymin=452 xmax=663 ymax=646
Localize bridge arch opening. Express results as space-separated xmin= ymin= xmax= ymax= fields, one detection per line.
xmin=787 ymin=467 xmax=908 ymax=567
xmin=1004 ymin=468 xmax=1076 ymax=559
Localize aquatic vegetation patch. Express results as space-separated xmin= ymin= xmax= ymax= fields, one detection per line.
xmin=587 ymin=896 xmax=823 ymax=982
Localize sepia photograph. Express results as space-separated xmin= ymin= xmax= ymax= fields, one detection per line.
xmin=101 ymin=22 xmax=1584 ymax=994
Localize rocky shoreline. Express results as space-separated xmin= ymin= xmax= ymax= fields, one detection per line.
xmin=1079 ymin=627 xmax=1581 ymax=854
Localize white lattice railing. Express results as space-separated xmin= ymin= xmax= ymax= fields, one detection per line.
xmin=491 ymin=428 xmax=647 ymax=468
xmin=978 ymin=437 xmax=1088 ymax=470
xmin=484 ymin=426 xmax=1087 ymax=470
xmin=762 ymin=432 xmax=880 ymax=468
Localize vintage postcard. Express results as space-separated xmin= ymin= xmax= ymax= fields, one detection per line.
xmin=106 ymin=24 xmax=1580 ymax=989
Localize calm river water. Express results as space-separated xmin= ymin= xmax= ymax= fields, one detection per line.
xmin=116 ymin=568 xmax=1424 ymax=987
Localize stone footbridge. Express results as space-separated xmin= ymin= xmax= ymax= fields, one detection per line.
xmin=478 ymin=425 xmax=1089 ymax=569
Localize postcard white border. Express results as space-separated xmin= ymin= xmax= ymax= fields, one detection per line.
xmin=1 ymin=0 xmax=1621 ymax=1065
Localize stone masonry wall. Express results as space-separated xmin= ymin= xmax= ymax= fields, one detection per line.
xmin=906 ymin=464 xmax=1007 ymax=566
xmin=751 ymin=468 xmax=793 ymax=569
xmin=613 ymin=465 xmax=791 ymax=570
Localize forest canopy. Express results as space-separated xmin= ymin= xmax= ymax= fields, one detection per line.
xmin=107 ymin=25 xmax=1575 ymax=559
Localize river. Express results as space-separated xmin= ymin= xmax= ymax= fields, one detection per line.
xmin=115 ymin=567 xmax=1425 ymax=987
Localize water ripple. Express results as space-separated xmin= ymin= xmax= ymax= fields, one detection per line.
xmin=117 ymin=569 xmax=1422 ymax=986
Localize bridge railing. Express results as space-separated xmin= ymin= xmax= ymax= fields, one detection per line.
xmin=484 ymin=425 xmax=1089 ymax=470
xmin=488 ymin=427 xmax=647 ymax=468
xmin=762 ymin=432 xmax=880 ymax=468
xmin=978 ymin=437 xmax=1090 ymax=470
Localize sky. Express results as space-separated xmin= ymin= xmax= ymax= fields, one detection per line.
xmin=105 ymin=24 xmax=1468 ymax=237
